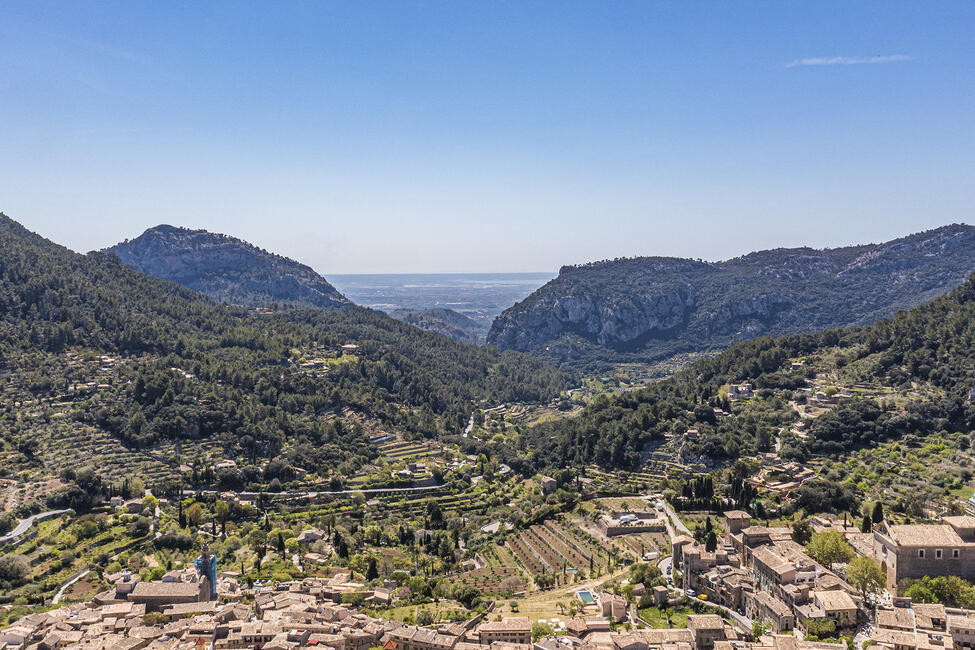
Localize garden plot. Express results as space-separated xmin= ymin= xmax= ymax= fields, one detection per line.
xmin=453 ymin=566 xmax=528 ymax=595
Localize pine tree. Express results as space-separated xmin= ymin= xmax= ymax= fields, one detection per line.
xmin=705 ymin=531 xmax=718 ymax=552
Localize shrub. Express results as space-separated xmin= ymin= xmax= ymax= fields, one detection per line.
xmin=0 ymin=555 xmax=30 ymax=583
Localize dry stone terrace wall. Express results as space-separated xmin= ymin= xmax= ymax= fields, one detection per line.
xmin=506 ymin=534 xmax=549 ymax=574
xmin=452 ymin=567 xmax=528 ymax=594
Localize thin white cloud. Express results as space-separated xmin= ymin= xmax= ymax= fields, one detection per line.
xmin=786 ymin=54 xmax=913 ymax=68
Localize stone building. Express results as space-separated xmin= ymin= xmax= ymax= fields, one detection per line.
xmin=478 ymin=618 xmax=532 ymax=646
xmin=872 ymin=516 xmax=975 ymax=589
xmin=128 ymin=580 xmax=208 ymax=611
xmin=686 ymin=615 xmax=727 ymax=650
xmin=745 ymin=590 xmax=795 ymax=633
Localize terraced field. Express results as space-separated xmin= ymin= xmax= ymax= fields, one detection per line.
xmin=453 ymin=566 xmax=527 ymax=594
xmin=535 ymin=522 xmax=591 ymax=567
xmin=506 ymin=533 xmax=549 ymax=575
xmin=551 ymin=520 xmax=618 ymax=568
xmin=499 ymin=516 xmax=624 ymax=580
xmin=31 ymin=424 xmax=177 ymax=483
xmin=619 ymin=532 xmax=669 ymax=557
xmin=479 ymin=543 xmax=517 ymax=568
xmin=378 ymin=440 xmax=436 ymax=460
xmin=597 ymin=497 xmax=650 ymax=510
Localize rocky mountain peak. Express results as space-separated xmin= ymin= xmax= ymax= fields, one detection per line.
xmin=105 ymin=225 xmax=352 ymax=310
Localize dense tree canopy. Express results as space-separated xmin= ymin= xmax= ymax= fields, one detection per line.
xmin=0 ymin=214 xmax=570 ymax=478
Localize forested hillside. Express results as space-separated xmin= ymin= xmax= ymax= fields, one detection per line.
xmin=389 ymin=308 xmax=488 ymax=344
xmin=0 ymin=214 xmax=569 ymax=480
xmin=106 ymin=225 xmax=352 ymax=310
xmin=528 ymin=272 xmax=975 ymax=469
xmin=488 ymin=225 xmax=975 ymax=371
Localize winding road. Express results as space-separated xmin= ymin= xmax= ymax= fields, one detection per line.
xmin=0 ymin=509 xmax=71 ymax=545
xmin=52 ymin=568 xmax=90 ymax=604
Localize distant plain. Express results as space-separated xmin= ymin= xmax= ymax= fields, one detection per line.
xmin=330 ymin=272 xmax=556 ymax=324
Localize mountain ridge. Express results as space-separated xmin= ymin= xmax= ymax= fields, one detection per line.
xmin=105 ymin=225 xmax=352 ymax=310
xmin=527 ymin=266 xmax=975 ymax=470
xmin=488 ymin=224 xmax=975 ymax=370
xmin=0 ymin=212 xmax=569 ymax=481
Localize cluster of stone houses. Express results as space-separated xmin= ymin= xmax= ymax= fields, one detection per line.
xmin=870 ymin=598 xmax=975 ymax=650
xmin=743 ymin=463 xmax=815 ymax=497
xmin=674 ymin=511 xmax=866 ymax=637
xmin=672 ymin=509 xmax=975 ymax=646
xmin=0 ymin=574 xmax=744 ymax=650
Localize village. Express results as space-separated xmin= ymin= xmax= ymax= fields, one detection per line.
xmin=3 ymin=410 xmax=975 ymax=650
xmin=3 ymin=484 xmax=975 ymax=650
xmin=3 ymin=339 xmax=975 ymax=650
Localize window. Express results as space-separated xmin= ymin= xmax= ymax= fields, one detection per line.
xmin=918 ymin=549 xmax=925 ymax=558
xmin=953 ymin=549 xmax=960 ymax=559
xmin=936 ymin=549 xmax=942 ymax=559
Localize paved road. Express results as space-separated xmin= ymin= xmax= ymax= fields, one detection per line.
xmin=197 ymin=484 xmax=446 ymax=500
xmin=0 ymin=509 xmax=71 ymax=544
xmin=52 ymin=568 xmax=90 ymax=604
xmin=657 ymin=555 xmax=673 ymax=575
xmin=707 ymin=599 xmax=753 ymax=632
xmin=659 ymin=500 xmax=692 ymax=536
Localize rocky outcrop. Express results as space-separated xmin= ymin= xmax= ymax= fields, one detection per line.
xmin=487 ymin=224 xmax=975 ymax=368
xmin=105 ymin=225 xmax=351 ymax=310
xmin=491 ymin=286 xmax=695 ymax=352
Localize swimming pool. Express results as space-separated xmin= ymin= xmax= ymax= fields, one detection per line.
xmin=577 ymin=590 xmax=595 ymax=604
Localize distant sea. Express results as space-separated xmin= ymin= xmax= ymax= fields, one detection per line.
xmin=329 ymin=272 xmax=556 ymax=323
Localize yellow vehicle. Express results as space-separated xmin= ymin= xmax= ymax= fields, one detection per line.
xmin=698 ymin=594 xmax=708 ymax=601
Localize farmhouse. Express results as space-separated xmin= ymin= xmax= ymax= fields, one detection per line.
xmin=727 ymin=383 xmax=754 ymax=401
xmin=296 ymin=527 xmax=327 ymax=545
xmin=540 ymin=476 xmax=558 ymax=494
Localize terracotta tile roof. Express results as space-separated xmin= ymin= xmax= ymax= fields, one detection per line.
xmin=877 ymin=608 xmax=914 ymax=630
xmin=812 ymin=591 xmax=856 ymax=612
xmin=885 ymin=524 xmax=965 ymax=547
xmin=478 ymin=617 xmax=531 ymax=633
xmin=687 ymin=615 xmax=724 ymax=631
xmin=130 ymin=581 xmax=201 ymax=598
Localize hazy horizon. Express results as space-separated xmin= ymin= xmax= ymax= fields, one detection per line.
xmin=5 ymin=213 xmax=973 ymax=278
xmin=2 ymin=2 xmax=973 ymax=273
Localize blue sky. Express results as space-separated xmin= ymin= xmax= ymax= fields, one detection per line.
xmin=1 ymin=2 xmax=973 ymax=273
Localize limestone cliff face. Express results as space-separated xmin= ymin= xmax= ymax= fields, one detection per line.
xmin=491 ymin=286 xmax=696 ymax=351
xmin=487 ymin=225 xmax=975 ymax=367
xmin=105 ymin=225 xmax=352 ymax=309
